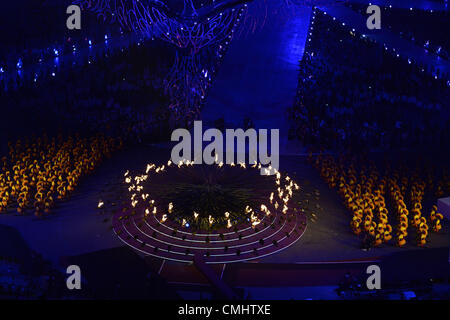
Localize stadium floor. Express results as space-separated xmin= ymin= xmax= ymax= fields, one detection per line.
xmin=1 ymin=145 xmax=448 ymax=267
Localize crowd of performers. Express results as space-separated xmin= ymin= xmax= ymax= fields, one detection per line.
xmin=0 ymin=40 xmax=176 ymax=145
xmin=347 ymin=3 xmax=449 ymax=60
xmin=309 ymin=152 xmax=448 ymax=248
xmin=289 ymin=10 xmax=449 ymax=152
xmin=0 ymin=134 xmax=122 ymax=217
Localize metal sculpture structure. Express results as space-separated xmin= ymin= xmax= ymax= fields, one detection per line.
xmin=163 ymin=52 xmax=209 ymax=119
xmin=76 ymin=0 xmax=245 ymax=54
xmin=75 ymin=0 xmax=249 ymax=120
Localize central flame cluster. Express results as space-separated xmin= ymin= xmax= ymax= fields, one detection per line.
xmin=114 ymin=159 xmax=300 ymax=230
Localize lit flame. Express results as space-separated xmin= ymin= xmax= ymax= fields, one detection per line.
xmin=251 ymin=212 xmax=261 ymax=228
xmin=252 ymin=219 xmax=261 ymax=228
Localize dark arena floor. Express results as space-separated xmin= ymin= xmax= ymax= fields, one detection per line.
xmin=0 ymin=0 xmax=449 ymax=306
xmin=2 ymin=146 xmax=449 ymax=300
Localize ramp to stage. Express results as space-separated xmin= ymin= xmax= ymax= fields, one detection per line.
xmin=201 ymin=1 xmax=312 ymax=155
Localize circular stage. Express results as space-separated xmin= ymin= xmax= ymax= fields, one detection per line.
xmin=111 ymin=160 xmax=307 ymax=263
xmin=113 ymin=206 xmax=307 ymax=263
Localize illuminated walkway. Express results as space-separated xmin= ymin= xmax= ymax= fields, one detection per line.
xmin=348 ymin=0 xmax=448 ymax=11
xmin=319 ymin=4 xmax=450 ymax=79
xmin=201 ymin=1 xmax=312 ymax=154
